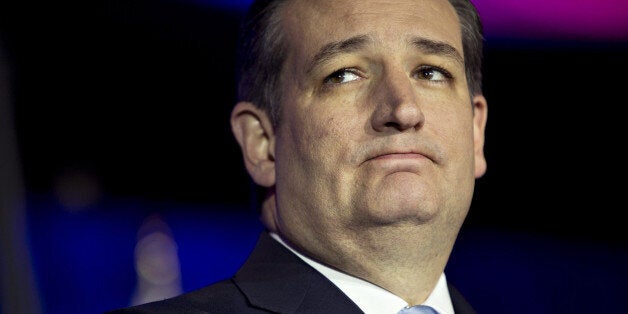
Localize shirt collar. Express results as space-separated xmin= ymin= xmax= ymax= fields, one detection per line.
xmin=269 ymin=232 xmax=454 ymax=314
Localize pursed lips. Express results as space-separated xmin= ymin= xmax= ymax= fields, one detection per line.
xmin=369 ymin=152 xmax=430 ymax=161
xmin=358 ymin=139 xmax=442 ymax=166
xmin=362 ymin=149 xmax=435 ymax=165
xmin=360 ymin=151 xmax=433 ymax=174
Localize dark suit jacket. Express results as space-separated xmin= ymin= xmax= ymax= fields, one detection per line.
xmin=106 ymin=231 xmax=476 ymax=314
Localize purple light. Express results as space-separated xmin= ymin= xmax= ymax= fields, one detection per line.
xmin=473 ymin=0 xmax=628 ymax=41
xmin=192 ymin=0 xmax=628 ymax=42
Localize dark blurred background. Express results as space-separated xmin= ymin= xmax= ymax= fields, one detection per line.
xmin=1 ymin=0 xmax=627 ymax=313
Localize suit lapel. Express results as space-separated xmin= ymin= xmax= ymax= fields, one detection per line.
xmin=234 ymin=232 xmax=363 ymax=314
xmin=448 ymin=284 xmax=477 ymax=314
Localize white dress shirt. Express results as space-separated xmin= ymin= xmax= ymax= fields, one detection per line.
xmin=270 ymin=232 xmax=455 ymax=314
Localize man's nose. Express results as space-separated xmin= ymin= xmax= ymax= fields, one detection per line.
xmin=370 ymin=69 xmax=425 ymax=132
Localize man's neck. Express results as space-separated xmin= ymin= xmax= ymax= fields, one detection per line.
xmin=269 ymin=231 xmax=455 ymax=313
xmin=272 ymin=223 xmax=456 ymax=305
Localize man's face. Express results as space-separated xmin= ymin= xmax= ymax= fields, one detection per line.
xmin=269 ymin=0 xmax=487 ymax=251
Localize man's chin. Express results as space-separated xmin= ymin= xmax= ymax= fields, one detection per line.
xmin=356 ymin=203 xmax=440 ymax=227
xmin=361 ymin=182 xmax=438 ymax=223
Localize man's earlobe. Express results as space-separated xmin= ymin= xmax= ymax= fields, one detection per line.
xmin=230 ymin=102 xmax=276 ymax=187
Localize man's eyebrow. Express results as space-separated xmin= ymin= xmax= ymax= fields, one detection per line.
xmin=307 ymin=35 xmax=371 ymax=74
xmin=410 ymin=37 xmax=464 ymax=65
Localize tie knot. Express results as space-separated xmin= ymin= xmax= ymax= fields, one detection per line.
xmin=397 ymin=305 xmax=439 ymax=314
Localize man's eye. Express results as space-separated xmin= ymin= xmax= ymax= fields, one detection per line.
xmin=415 ymin=66 xmax=452 ymax=81
xmin=324 ymin=69 xmax=361 ymax=84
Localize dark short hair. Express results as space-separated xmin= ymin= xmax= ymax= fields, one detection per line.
xmin=236 ymin=0 xmax=484 ymax=127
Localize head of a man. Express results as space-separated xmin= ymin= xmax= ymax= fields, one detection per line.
xmin=236 ymin=0 xmax=484 ymax=126
xmin=230 ymin=0 xmax=488 ymax=283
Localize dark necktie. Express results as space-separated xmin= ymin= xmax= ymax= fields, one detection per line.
xmin=397 ymin=305 xmax=439 ymax=314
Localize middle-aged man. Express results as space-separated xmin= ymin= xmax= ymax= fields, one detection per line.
xmin=107 ymin=0 xmax=488 ymax=313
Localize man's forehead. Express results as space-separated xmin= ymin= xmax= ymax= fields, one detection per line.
xmin=281 ymin=0 xmax=460 ymax=44
xmin=281 ymin=0 xmax=457 ymax=22
xmin=280 ymin=0 xmax=463 ymax=64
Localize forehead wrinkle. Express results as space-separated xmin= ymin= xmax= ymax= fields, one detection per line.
xmin=409 ymin=37 xmax=463 ymax=66
xmin=306 ymin=35 xmax=372 ymax=75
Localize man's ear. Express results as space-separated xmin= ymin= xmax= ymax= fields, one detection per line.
xmin=472 ymin=95 xmax=488 ymax=178
xmin=230 ymin=101 xmax=276 ymax=187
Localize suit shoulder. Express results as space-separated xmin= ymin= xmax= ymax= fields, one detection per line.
xmin=104 ymin=278 xmax=263 ymax=313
